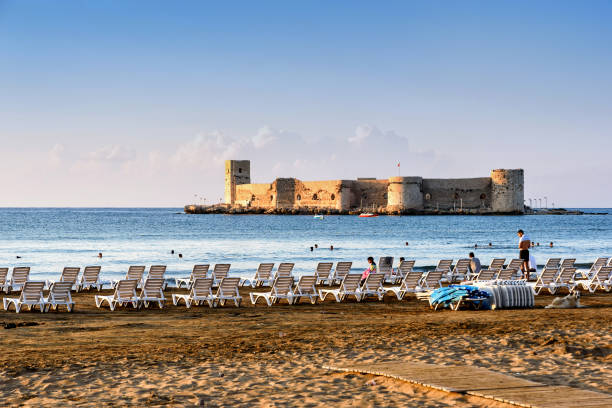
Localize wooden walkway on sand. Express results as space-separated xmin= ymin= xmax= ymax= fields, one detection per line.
xmin=323 ymin=362 xmax=612 ymax=408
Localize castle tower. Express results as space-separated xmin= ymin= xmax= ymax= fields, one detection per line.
xmin=491 ymin=169 xmax=524 ymax=213
xmin=225 ymin=160 xmax=251 ymax=205
xmin=387 ymin=177 xmax=424 ymax=211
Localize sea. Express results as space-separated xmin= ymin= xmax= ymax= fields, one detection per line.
xmin=0 ymin=208 xmax=610 ymax=283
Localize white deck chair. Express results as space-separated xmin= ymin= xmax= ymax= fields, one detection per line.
xmin=450 ymin=259 xmax=470 ymax=282
xmin=292 ymin=275 xmax=318 ymax=304
xmin=274 ymin=263 xmax=295 ymax=280
xmin=532 ymin=267 xmax=559 ymax=295
xmin=560 ymin=259 xmax=576 ymax=269
xmin=489 ymin=258 xmax=506 ymax=270
xmin=315 ymin=262 xmax=333 ymax=285
xmin=507 ymin=259 xmax=523 ymax=270
xmin=359 ymin=273 xmax=385 ymax=301
xmin=172 ymin=277 xmax=214 ymax=308
xmin=386 ymin=270 xmax=424 ymax=300
xmin=95 ymin=279 xmax=139 ymax=311
xmin=138 ymin=278 xmax=166 ymax=308
xmin=77 ymin=266 xmax=102 ymax=291
xmin=395 ymin=260 xmax=416 ymax=282
xmin=0 ymin=268 xmax=8 ymax=293
xmin=3 ymin=281 xmax=46 ymax=313
xmin=213 ymin=277 xmax=242 ymax=307
xmin=378 ymin=256 xmax=394 ymax=283
xmin=212 ymin=264 xmax=231 ymax=286
xmin=250 ymin=276 xmax=294 ymax=306
xmin=421 ymin=270 xmax=444 ymax=290
xmin=319 ymin=273 xmax=362 ymax=302
xmin=496 ymin=268 xmax=519 ymax=281
xmin=475 ymin=268 xmax=499 ymax=281
xmin=5 ymin=267 xmax=30 ymax=293
xmin=44 ymin=282 xmax=75 ymax=312
xmin=243 ymin=263 xmax=275 ymax=288
xmin=544 ymin=258 xmax=561 ymax=270
xmin=175 ymin=264 xmax=210 ymax=289
xmin=549 ymin=267 xmax=577 ymax=294
xmin=147 ymin=265 xmax=167 ymax=289
xmin=435 ymin=259 xmax=453 ymax=274
xmin=577 ymin=266 xmax=612 ymax=293
xmin=330 ymin=261 xmax=352 ymax=285
xmin=112 ymin=265 xmax=145 ymax=289
xmin=584 ymin=257 xmax=608 ymax=279
xmin=47 ymin=267 xmax=80 ymax=289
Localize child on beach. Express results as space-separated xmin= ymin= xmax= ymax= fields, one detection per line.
xmin=361 ymin=256 xmax=376 ymax=285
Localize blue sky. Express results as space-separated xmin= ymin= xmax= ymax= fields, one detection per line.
xmin=1 ymin=1 xmax=611 ymax=206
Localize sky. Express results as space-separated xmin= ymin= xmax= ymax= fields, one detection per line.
xmin=1 ymin=0 xmax=611 ymax=207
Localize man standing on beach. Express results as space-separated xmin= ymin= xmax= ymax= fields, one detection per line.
xmin=468 ymin=252 xmax=481 ymax=278
xmin=517 ymin=229 xmax=531 ymax=279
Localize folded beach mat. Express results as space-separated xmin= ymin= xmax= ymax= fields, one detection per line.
xmin=429 ymin=285 xmax=490 ymax=310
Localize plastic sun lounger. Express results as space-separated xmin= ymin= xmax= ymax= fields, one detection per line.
xmin=243 ymin=263 xmax=275 ymax=288
xmin=175 ymin=264 xmax=210 ymax=289
xmin=489 ymin=258 xmax=506 ymax=271
xmin=359 ymin=273 xmax=385 ymax=301
xmin=46 ymin=267 xmax=80 ymax=289
xmin=319 ymin=274 xmax=362 ymax=302
xmin=5 ymin=267 xmax=30 ymax=293
xmin=449 ymin=259 xmax=470 ymax=283
xmin=0 ymin=268 xmax=8 ymax=293
xmin=3 ymin=281 xmax=46 ymax=313
xmin=584 ymin=257 xmax=608 ymax=279
xmin=77 ymin=266 xmax=102 ymax=291
xmin=331 ymin=262 xmax=353 ymax=285
xmin=544 ymin=258 xmax=561 ymax=269
xmin=560 ymin=258 xmax=576 ymax=269
xmin=507 ymin=259 xmax=523 ymax=271
xmin=292 ymin=275 xmax=318 ymax=304
xmin=378 ymin=256 xmax=394 ymax=283
xmin=315 ymin=262 xmax=333 ymax=286
xmin=421 ymin=270 xmax=444 ymax=290
xmin=172 ymin=278 xmax=215 ymax=308
xmin=532 ymin=267 xmax=559 ymax=295
xmin=44 ymin=282 xmax=75 ymax=312
xmin=274 ymin=263 xmax=295 ymax=280
xmin=138 ymin=278 xmax=166 ymax=308
xmin=386 ymin=270 xmax=424 ymax=300
xmin=213 ymin=277 xmax=242 ymax=307
xmin=435 ymin=259 xmax=453 ymax=274
xmin=549 ymin=267 xmax=578 ymax=294
xmin=250 ymin=276 xmax=294 ymax=306
xmin=475 ymin=268 xmax=499 ymax=281
xmin=111 ymin=265 xmax=145 ymax=289
xmin=395 ymin=260 xmax=416 ymax=283
xmin=95 ymin=279 xmax=139 ymax=311
xmin=212 ymin=264 xmax=231 ymax=287
xmin=496 ymin=268 xmax=519 ymax=281
xmin=577 ymin=266 xmax=612 ymax=293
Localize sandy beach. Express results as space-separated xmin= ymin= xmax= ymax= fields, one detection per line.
xmin=0 ymin=287 xmax=610 ymax=407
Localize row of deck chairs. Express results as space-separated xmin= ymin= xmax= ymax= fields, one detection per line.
xmin=1 ymin=266 xmax=103 ymax=293
xmin=3 ymin=281 xmax=75 ymax=313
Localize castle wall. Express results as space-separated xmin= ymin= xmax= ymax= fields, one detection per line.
xmin=387 ymin=177 xmax=424 ymax=210
xmin=422 ymin=178 xmax=492 ymax=210
xmin=294 ymin=180 xmax=342 ymax=208
xmin=347 ymin=180 xmax=389 ymax=209
xmin=491 ymin=169 xmax=524 ymax=212
xmin=235 ymin=182 xmax=275 ymax=207
xmin=225 ymin=160 xmax=251 ymax=204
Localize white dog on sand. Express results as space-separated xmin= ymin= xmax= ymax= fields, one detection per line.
xmin=545 ymin=292 xmax=583 ymax=309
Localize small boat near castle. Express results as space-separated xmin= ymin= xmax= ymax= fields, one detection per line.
xmin=358 ymin=213 xmax=378 ymax=218
xmin=313 ymin=214 xmax=324 ymax=219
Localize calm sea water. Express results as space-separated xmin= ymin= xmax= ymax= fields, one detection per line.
xmin=0 ymin=208 xmax=610 ymax=282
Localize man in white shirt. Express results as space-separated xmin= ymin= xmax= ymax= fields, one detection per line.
xmin=517 ymin=229 xmax=531 ymax=279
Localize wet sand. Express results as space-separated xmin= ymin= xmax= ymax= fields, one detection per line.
xmin=0 ymin=288 xmax=610 ymax=407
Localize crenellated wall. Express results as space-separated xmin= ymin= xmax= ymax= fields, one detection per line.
xmin=225 ymin=160 xmax=524 ymax=214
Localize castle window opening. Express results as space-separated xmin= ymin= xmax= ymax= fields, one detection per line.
xmin=270 ymin=195 xmax=274 ymax=201
xmin=238 ymin=168 xmax=242 ymax=173
xmin=251 ymin=194 xmax=256 ymax=201
xmin=480 ymin=193 xmax=487 ymax=200
xmin=453 ymin=193 xmax=460 ymax=200
xmin=312 ymin=193 xmax=318 ymax=200
xmin=383 ymin=193 xmax=388 ymax=199
xmin=297 ymin=194 xmax=301 ymax=201
xmin=425 ymin=193 xmax=431 ymax=200
xmin=330 ymin=194 xmax=335 ymax=200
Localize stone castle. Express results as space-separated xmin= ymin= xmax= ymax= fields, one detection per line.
xmin=224 ymin=160 xmax=524 ymax=214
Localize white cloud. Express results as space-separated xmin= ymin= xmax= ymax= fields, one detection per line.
xmin=87 ymin=145 xmax=135 ymax=163
xmin=170 ymin=131 xmax=241 ymax=168
xmin=48 ymin=144 xmax=64 ymax=166
xmin=251 ymin=126 xmax=278 ymax=148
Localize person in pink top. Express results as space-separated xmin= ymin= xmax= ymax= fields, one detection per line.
xmin=361 ymin=256 xmax=376 ymax=286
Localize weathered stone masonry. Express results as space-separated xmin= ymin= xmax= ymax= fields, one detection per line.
xmin=225 ymin=160 xmax=524 ymax=214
